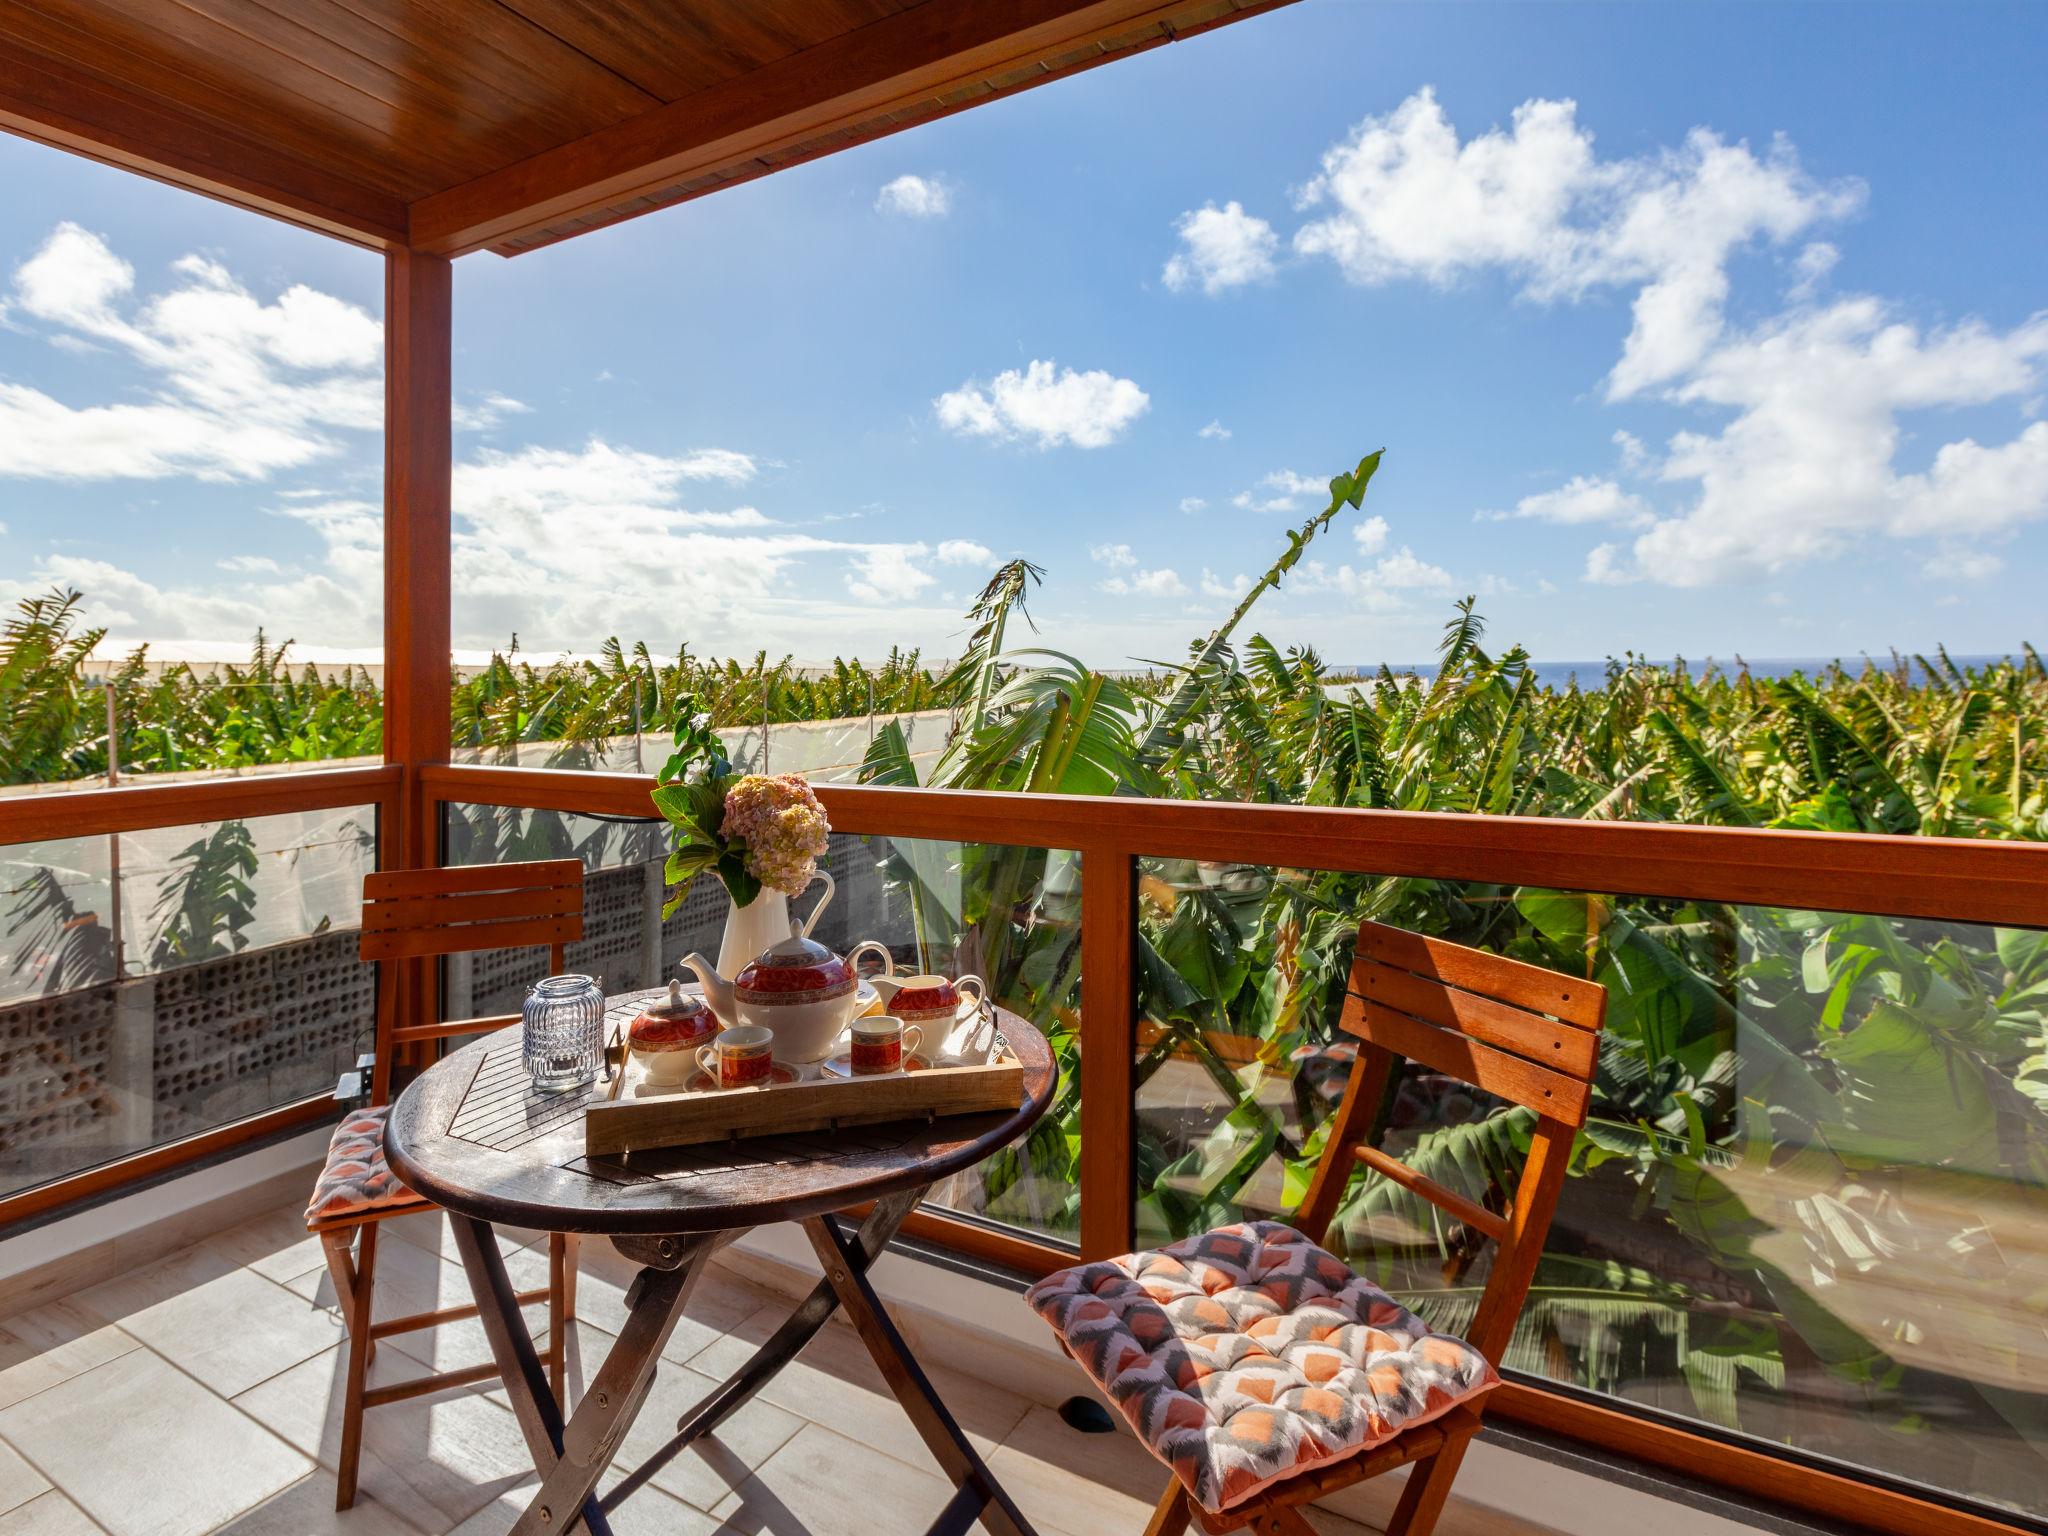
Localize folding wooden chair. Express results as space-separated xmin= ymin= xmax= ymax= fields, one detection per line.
xmin=1027 ymin=920 xmax=1606 ymax=1536
xmin=306 ymin=859 xmax=587 ymax=1509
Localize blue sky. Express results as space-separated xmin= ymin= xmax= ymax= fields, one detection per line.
xmin=3 ymin=1 xmax=2045 ymax=668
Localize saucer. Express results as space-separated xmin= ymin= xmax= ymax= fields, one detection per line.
xmin=672 ymin=1062 xmax=801 ymax=1093
xmin=819 ymin=1051 xmax=931 ymax=1079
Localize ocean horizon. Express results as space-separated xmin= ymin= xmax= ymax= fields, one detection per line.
xmin=1327 ymin=653 xmax=2024 ymax=691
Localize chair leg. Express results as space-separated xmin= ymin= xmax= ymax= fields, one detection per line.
xmin=1143 ymin=1481 xmax=1192 ymax=1536
xmin=546 ymin=1231 xmax=579 ymax=1404
xmin=1385 ymin=1426 xmax=1475 ymax=1536
xmin=335 ymin=1222 xmax=378 ymax=1511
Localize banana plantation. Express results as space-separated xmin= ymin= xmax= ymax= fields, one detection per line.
xmin=5 ymin=451 xmax=2047 ymax=1509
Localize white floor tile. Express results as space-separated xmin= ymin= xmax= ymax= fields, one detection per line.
xmin=0 ymin=1348 xmax=310 ymax=1536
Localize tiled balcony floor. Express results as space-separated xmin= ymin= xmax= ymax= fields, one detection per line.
xmin=0 ymin=1200 xmax=1403 ymax=1536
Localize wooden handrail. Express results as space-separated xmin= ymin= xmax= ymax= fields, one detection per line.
xmin=0 ymin=764 xmax=401 ymax=843
xmin=420 ymin=762 xmax=2048 ymax=927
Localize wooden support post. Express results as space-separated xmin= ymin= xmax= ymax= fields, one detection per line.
xmin=382 ymin=248 xmax=453 ymax=1040
xmin=1078 ymin=846 xmax=1136 ymax=1259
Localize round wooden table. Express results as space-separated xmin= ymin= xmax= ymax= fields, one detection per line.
xmin=384 ymin=994 xmax=1057 ymax=1536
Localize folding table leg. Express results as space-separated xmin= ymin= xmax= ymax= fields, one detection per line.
xmin=603 ymin=1189 xmax=923 ymax=1512
xmin=450 ymin=1215 xmax=716 ymax=1536
xmin=804 ymin=1211 xmax=1041 ymax=1536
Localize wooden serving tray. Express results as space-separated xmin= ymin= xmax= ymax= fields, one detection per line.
xmin=583 ymin=1053 xmax=1024 ymax=1156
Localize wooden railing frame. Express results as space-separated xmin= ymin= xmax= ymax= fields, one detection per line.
xmin=425 ymin=760 xmax=2046 ymax=1536
xmin=0 ymin=765 xmax=403 ymax=1230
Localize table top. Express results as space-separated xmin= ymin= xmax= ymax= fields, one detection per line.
xmin=383 ymin=989 xmax=1057 ymax=1236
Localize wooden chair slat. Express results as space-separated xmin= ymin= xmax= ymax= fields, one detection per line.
xmin=1350 ymin=1143 xmax=1509 ymax=1243
xmin=364 ymin=858 xmax=582 ymax=900
xmin=362 ymin=883 xmax=582 ymax=931
xmin=1351 ymin=957 xmax=1599 ymax=1079
xmin=360 ymin=913 xmax=581 ymax=962
xmin=1359 ymin=921 xmax=1603 ymax=1028
xmin=1341 ymin=996 xmax=1591 ymax=1125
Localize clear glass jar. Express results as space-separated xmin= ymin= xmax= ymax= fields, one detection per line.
xmin=523 ymin=973 xmax=605 ymax=1091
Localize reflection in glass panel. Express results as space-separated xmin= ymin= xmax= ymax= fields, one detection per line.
xmin=0 ymin=807 xmax=378 ymax=1197
xmin=441 ymin=804 xmax=1082 ymax=1245
xmin=1132 ymin=859 xmax=2048 ymax=1520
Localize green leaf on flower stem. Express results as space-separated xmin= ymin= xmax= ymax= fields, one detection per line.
xmin=650 ymin=783 xmax=695 ymax=823
xmin=717 ymin=851 xmax=761 ymax=910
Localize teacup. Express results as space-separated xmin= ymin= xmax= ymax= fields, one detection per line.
xmin=873 ymin=973 xmax=984 ymax=1029
xmin=848 ymin=1015 xmax=923 ymax=1076
xmin=695 ymin=1024 xmax=775 ymax=1089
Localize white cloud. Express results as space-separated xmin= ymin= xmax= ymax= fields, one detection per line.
xmin=935 ymin=538 xmax=991 ymax=565
xmin=1179 ymin=496 xmax=1208 ymax=513
xmin=1369 ymin=547 xmax=1455 ymax=590
xmin=1233 ymin=468 xmax=1327 ymax=514
xmin=1200 ymin=568 xmax=1251 ymax=599
xmin=1257 ymin=96 xmax=2047 ymax=588
xmin=876 ymin=175 xmax=951 ymax=218
xmin=1290 ymin=89 xmax=1862 ymax=396
xmin=1198 ymin=420 xmax=1232 ymax=441
xmin=1501 ymin=475 xmax=1653 ymax=527
xmin=455 ymin=391 xmax=531 ymax=430
xmin=0 ymin=222 xmax=382 ymax=482
xmin=935 ymin=360 xmax=1149 ymax=449
xmin=846 ymin=543 xmax=936 ymax=603
xmin=1790 ymin=240 xmax=1839 ymax=298
xmin=1100 ymin=567 xmax=1188 ymax=598
xmin=1594 ymin=302 xmax=2048 ymax=584
xmin=218 ymin=554 xmax=281 ymax=574
xmin=1354 ymin=514 xmax=1390 ymax=553
xmin=1926 ymin=543 xmax=2004 ymax=582
xmin=1163 ymin=201 xmax=1279 ymax=295
xmin=1089 ymin=542 xmax=1137 ymax=569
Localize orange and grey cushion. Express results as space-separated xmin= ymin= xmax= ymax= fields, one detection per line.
xmin=1025 ymin=1221 xmax=1497 ymax=1514
xmin=304 ymin=1105 xmax=425 ymax=1224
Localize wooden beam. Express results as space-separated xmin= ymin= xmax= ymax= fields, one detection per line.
xmin=0 ymin=41 xmax=406 ymax=250
xmin=383 ymin=248 xmax=454 ymax=1033
xmin=410 ymin=0 xmax=1288 ymax=257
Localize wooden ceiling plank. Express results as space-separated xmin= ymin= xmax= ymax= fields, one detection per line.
xmin=313 ymin=0 xmax=658 ymax=137
xmin=203 ymin=0 xmax=619 ymax=168
xmin=0 ymin=4 xmax=443 ymax=200
xmin=492 ymin=0 xmax=846 ymax=101
xmin=413 ymin=0 xmax=1290 ymax=256
xmin=0 ymin=42 xmax=406 ymax=249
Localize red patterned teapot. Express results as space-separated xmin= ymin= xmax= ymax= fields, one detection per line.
xmin=684 ymin=923 xmax=891 ymax=1063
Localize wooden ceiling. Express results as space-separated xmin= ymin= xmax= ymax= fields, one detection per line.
xmin=0 ymin=0 xmax=1292 ymax=257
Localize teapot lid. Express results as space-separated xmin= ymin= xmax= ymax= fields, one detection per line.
xmin=629 ymin=979 xmax=716 ymax=1048
xmin=757 ymin=927 xmax=837 ymax=967
xmin=638 ymin=978 xmax=708 ymax=1019
xmin=735 ymin=924 xmax=854 ymax=998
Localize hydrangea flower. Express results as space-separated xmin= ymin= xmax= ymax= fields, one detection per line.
xmin=720 ymin=773 xmax=830 ymax=895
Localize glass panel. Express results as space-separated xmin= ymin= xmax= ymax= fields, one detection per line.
xmin=0 ymin=806 xmax=379 ymax=1197
xmin=448 ymin=709 xmax=949 ymax=785
xmin=441 ymin=804 xmax=1083 ymax=1245
xmin=1131 ymin=860 xmax=2048 ymax=1520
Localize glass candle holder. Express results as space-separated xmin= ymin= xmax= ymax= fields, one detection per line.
xmin=523 ymin=973 xmax=605 ymax=1091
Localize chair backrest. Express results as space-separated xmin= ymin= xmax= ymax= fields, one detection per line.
xmin=359 ymin=859 xmax=585 ymax=1102
xmin=1295 ymin=920 xmax=1607 ymax=1364
xmin=359 ymin=859 xmax=585 ymax=964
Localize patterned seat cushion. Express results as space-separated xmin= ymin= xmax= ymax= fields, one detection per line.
xmin=1025 ymin=1221 xmax=1497 ymax=1514
xmin=305 ymin=1105 xmax=426 ymax=1225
